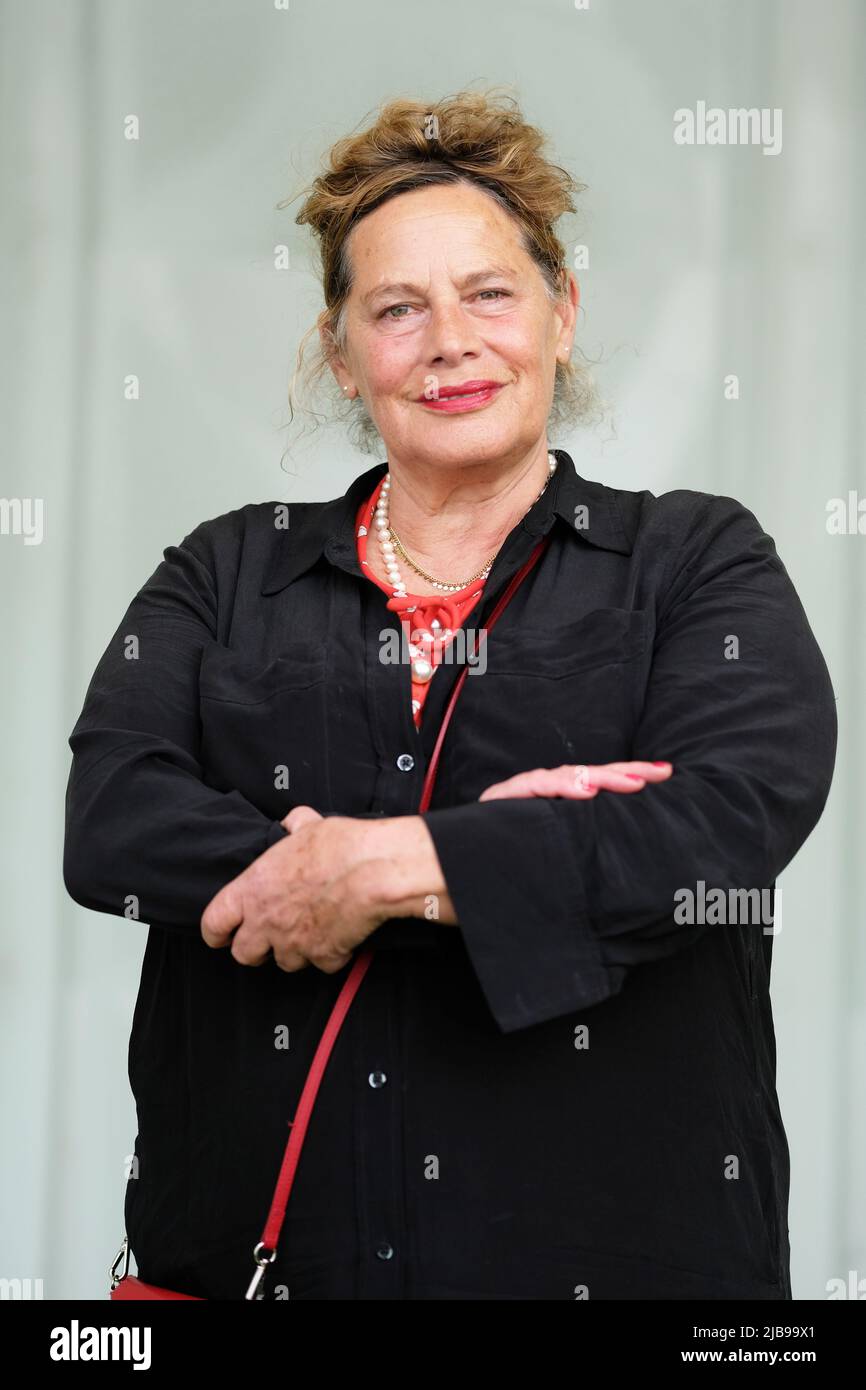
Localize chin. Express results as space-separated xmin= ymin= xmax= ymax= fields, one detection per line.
xmin=413 ymin=437 xmax=508 ymax=464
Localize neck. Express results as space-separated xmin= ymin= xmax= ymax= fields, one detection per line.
xmin=382 ymin=443 xmax=554 ymax=577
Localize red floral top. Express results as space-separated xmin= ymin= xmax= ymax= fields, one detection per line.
xmin=355 ymin=475 xmax=486 ymax=728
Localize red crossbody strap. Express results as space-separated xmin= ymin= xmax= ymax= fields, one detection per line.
xmin=249 ymin=531 xmax=552 ymax=1296
xmin=418 ymin=533 xmax=551 ymax=814
xmin=259 ymin=946 xmax=373 ymax=1255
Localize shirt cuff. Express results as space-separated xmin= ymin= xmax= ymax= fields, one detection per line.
xmin=420 ymin=799 xmax=621 ymax=1033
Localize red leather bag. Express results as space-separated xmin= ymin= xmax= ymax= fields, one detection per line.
xmin=110 ymin=534 xmax=550 ymax=1300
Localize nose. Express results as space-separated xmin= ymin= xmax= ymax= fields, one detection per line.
xmin=424 ymin=296 xmax=483 ymax=366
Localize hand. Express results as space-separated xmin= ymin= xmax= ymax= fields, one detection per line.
xmin=277 ymin=809 xmax=457 ymax=927
xmin=199 ymin=811 xmax=394 ymax=971
xmin=477 ymin=760 xmax=673 ymax=801
xmin=200 ymin=808 xmax=458 ymax=966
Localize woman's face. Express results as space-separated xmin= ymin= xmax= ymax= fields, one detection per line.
xmin=329 ymin=181 xmax=578 ymax=471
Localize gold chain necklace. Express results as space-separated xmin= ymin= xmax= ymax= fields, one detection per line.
xmin=381 ymin=452 xmax=558 ymax=595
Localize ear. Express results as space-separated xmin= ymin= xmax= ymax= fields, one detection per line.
xmin=318 ymin=311 xmax=353 ymax=395
xmin=555 ymin=269 xmax=580 ymax=360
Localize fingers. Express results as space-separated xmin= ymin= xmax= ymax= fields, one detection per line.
xmin=201 ymin=838 xmax=357 ymax=974
xmin=478 ymin=760 xmax=673 ymax=801
xmin=200 ymin=879 xmax=245 ymax=948
xmin=478 ymin=766 xmax=597 ymax=801
xmin=270 ymin=945 xmax=312 ymax=972
xmin=602 ymin=761 xmax=672 ymax=784
xmin=201 ymin=873 xmax=312 ymax=968
xmin=281 ymin=805 xmax=325 ymax=832
xmin=301 ymin=949 xmax=353 ymax=976
xmin=227 ymin=915 xmax=313 ymax=971
xmin=230 ymin=927 xmax=281 ymax=968
xmin=587 ymin=762 xmax=672 ymax=794
xmin=257 ymin=873 xmax=361 ymax=976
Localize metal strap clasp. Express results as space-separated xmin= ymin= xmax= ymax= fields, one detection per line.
xmin=110 ymin=1234 xmax=130 ymax=1290
xmin=245 ymin=1241 xmax=276 ymax=1300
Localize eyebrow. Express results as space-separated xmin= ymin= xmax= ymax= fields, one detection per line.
xmin=361 ymin=264 xmax=518 ymax=308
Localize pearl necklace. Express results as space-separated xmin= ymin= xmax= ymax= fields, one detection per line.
xmin=374 ymin=451 xmax=558 ymax=599
xmin=370 ymin=451 xmax=558 ymax=688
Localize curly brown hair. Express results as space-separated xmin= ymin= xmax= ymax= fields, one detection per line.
xmin=279 ymin=85 xmax=607 ymax=456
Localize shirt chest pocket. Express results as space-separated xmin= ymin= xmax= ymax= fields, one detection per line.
xmin=462 ymin=606 xmax=650 ymax=767
xmin=197 ymin=641 xmax=330 ymax=816
xmin=484 ymin=606 xmax=648 ymax=678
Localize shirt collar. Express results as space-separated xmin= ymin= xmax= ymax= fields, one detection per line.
xmin=260 ymin=447 xmax=634 ymax=596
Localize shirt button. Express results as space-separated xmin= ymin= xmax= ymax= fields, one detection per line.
xmin=396 ymin=753 xmax=415 ymax=772
xmin=368 ymin=1070 xmax=387 ymax=1088
xmin=376 ymin=1243 xmax=394 ymax=1261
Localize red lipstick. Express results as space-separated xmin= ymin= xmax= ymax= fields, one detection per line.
xmin=416 ymin=380 xmax=505 ymax=412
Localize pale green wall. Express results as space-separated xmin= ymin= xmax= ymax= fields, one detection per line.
xmin=1 ymin=0 xmax=862 ymax=1299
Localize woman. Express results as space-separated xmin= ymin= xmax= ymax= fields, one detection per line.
xmin=64 ymin=89 xmax=837 ymax=1300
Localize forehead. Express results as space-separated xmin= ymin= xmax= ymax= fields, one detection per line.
xmin=346 ymin=182 xmax=528 ymax=279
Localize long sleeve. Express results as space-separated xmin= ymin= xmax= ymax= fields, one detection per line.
xmin=63 ymin=518 xmax=288 ymax=934
xmin=420 ymin=494 xmax=838 ymax=1033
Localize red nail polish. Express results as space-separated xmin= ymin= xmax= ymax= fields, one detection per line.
xmin=652 ymin=761 xmax=671 ymax=767
xmin=626 ymin=773 xmax=644 ymax=780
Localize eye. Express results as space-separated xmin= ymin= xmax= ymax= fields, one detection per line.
xmin=378 ymin=288 xmax=512 ymax=320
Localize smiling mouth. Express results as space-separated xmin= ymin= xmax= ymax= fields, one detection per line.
xmin=417 ymin=382 xmax=505 ymax=410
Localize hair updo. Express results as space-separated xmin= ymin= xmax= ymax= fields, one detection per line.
xmin=280 ymin=85 xmax=606 ymax=456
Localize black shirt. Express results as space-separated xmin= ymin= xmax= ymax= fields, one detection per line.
xmin=63 ymin=448 xmax=837 ymax=1299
